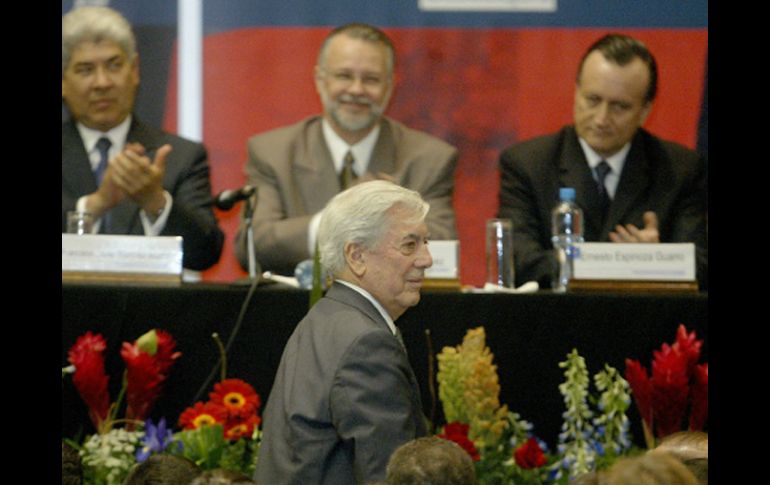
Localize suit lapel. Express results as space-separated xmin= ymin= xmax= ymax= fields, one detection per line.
xmin=294 ymin=118 xmax=340 ymax=212
xmin=606 ymin=135 xmax=650 ymax=237
xmin=62 ymin=122 xmax=99 ymax=196
xmin=368 ymin=119 xmax=397 ymax=176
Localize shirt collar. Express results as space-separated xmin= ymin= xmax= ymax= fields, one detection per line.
xmin=76 ymin=115 xmax=132 ymax=155
xmin=577 ymin=136 xmax=631 ymax=176
xmin=321 ymin=118 xmax=380 ymax=176
xmin=335 ymin=279 xmax=397 ymax=335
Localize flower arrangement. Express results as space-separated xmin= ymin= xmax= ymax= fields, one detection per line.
xmin=624 ymin=324 xmax=708 ymax=448
xmin=436 ymin=327 xmax=635 ymax=484
xmin=64 ymin=330 xmax=262 ymax=485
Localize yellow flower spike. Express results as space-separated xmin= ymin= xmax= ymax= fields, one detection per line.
xmin=136 ymin=329 xmax=158 ymax=355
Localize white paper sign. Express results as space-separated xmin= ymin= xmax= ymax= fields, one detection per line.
xmin=419 ymin=0 xmax=557 ymax=12
xmin=572 ymin=243 xmax=696 ymax=281
xmin=62 ymin=234 xmax=183 ymax=276
xmin=425 ymin=240 xmax=460 ymax=279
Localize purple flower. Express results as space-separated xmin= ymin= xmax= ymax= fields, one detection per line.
xmin=136 ymin=418 xmax=175 ymax=462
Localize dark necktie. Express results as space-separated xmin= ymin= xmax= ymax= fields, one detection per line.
xmin=595 ymin=160 xmax=612 ymax=222
xmin=94 ymin=137 xmax=112 ymax=185
xmin=340 ymin=150 xmax=357 ymax=190
xmin=94 ymin=137 xmax=112 ymax=232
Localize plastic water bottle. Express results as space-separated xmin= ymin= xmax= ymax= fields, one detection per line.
xmin=551 ymin=187 xmax=584 ymax=292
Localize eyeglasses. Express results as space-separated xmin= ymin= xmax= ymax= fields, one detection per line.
xmin=319 ymin=68 xmax=388 ymax=88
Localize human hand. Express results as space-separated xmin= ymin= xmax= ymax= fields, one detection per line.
xmin=110 ymin=142 xmax=172 ymax=213
xmin=609 ymin=211 xmax=660 ymax=243
xmin=86 ymin=164 xmax=128 ymax=218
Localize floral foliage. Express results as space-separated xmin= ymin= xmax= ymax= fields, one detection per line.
xmin=65 ymin=330 xmax=262 ymax=481
xmin=624 ymin=324 xmax=708 ymax=446
xmin=436 ymin=328 xmax=634 ymax=484
xmin=437 ymin=327 xmax=509 ymax=450
xmin=67 ymin=329 xmax=179 ymax=434
xmin=174 ymin=378 xmax=262 ymax=476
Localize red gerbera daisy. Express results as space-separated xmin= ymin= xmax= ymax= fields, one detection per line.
xmin=209 ymin=379 xmax=261 ymax=419
xmin=178 ymin=401 xmax=228 ymax=430
xmin=224 ymin=414 xmax=262 ymax=441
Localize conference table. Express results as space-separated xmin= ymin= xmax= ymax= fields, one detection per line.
xmin=62 ymin=281 xmax=707 ymax=448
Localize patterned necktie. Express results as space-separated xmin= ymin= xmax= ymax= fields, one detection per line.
xmin=340 ymin=150 xmax=357 ymax=190
xmin=595 ymin=160 xmax=612 ymax=222
xmin=94 ymin=137 xmax=112 ymax=185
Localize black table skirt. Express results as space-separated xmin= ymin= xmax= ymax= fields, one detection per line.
xmin=62 ymin=282 xmax=707 ymax=447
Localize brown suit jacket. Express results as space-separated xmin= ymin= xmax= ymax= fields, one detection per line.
xmin=235 ymin=115 xmax=458 ymax=273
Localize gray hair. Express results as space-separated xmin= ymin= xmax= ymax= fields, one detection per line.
xmin=386 ymin=436 xmax=477 ymax=485
xmin=317 ymin=23 xmax=395 ymax=75
xmin=318 ymin=181 xmax=429 ymax=277
xmin=62 ymin=6 xmax=137 ymax=75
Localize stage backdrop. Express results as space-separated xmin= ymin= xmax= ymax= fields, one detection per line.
xmin=63 ymin=1 xmax=708 ymax=287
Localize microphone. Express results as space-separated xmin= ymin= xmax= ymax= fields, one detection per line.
xmin=214 ymin=185 xmax=256 ymax=210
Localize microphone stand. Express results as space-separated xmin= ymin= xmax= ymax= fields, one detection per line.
xmin=244 ymin=194 xmax=259 ymax=280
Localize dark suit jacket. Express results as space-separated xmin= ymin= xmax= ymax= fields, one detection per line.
xmin=62 ymin=118 xmax=224 ymax=271
xmin=235 ymin=115 xmax=458 ymax=274
xmin=254 ymin=282 xmax=427 ymax=485
xmin=498 ymin=126 xmax=708 ymax=289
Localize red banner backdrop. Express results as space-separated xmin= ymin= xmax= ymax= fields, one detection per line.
xmin=163 ymin=28 xmax=707 ymax=286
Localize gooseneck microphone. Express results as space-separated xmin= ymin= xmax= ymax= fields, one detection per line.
xmin=214 ymin=185 xmax=256 ymax=210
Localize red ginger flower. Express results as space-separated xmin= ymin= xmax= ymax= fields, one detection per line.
xmin=68 ymin=332 xmax=110 ymax=430
xmin=224 ymin=414 xmax=262 ymax=441
xmin=650 ymin=342 xmax=690 ymax=438
xmin=689 ymin=363 xmax=708 ymax=431
xmin=625 ymin=324 xmax=708 ymax=444
xmin=121 ymin=329 xmax=181 ymax=423
xmin=438 ymin=422 xmax=480 ymax=461
xmin=209 ymin=378 xmax=261 ymax=419
xmin=514 ymin=437 xmax=547 ymax=469
xmin=624 ymin=359 xmax=653 ymax=430
xmin=179 ymin=401 xmax=228 ymax=430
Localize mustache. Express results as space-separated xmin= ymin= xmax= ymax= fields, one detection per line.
xmin=337 ymin=93 xmax=374 ymax=106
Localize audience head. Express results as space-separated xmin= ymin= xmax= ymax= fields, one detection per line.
xmin=62 ymin=5 xmax=140 ymax=132
xmin=385 ymin=436 xmax=476 ymax=485
xmin=189 ymin=468 xmax=255 ymax=484
xmin=121 ymin=454 xmax=201 ymax=485
xmin=573 ymin=33 xmax=657 ymax=158
xmin=62 ymin=441 xmax=83 ymax=485
xmin=604 ymin=451 xmax=698 ymax=485
xmin=314 ymin=23 xmax=395 ymax=142
xmin=318 ymin=180 xmax=432 ymax=319
xmin=653 ymin=431 xmax=708 ymax=484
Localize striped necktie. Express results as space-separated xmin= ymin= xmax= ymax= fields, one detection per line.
xmin=340 ymin=150 xmax=357 ymax=190
xmin=94 ymin=137 xmax=112 ymax=185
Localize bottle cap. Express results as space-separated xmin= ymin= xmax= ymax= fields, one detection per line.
xmin=559 ymin=187 xmax=576 ymax=201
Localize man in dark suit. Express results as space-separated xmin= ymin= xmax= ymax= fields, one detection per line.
xmin=498 ymin=33 xmax=707 ymax=289
xmin=255 ymin=180 xmax=430 ymax=485
xmin=235 ymin=23 xmax=457 ymax=275
xmin=61 ymin=5 xmax=223 ymax=272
